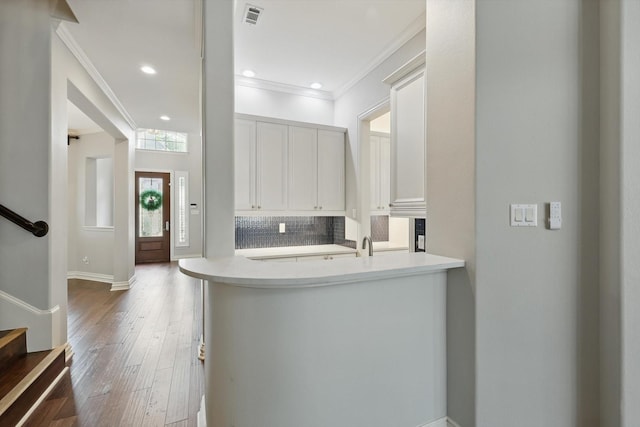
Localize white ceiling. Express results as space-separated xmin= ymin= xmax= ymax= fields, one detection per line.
xmin=63 ymin=0 xmax=425 ymax=134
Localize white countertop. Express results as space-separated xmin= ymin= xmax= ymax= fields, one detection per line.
xmin=179 ymin=252 xmax=464 ymax=289
xmin=234 ymin=242 xmax=408 ymax=259
xmin=235 ymin=244 xmax=356 ymax=259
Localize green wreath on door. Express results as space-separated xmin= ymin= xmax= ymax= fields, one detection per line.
xmin=139 ymin=189 xmax=163 ymax=211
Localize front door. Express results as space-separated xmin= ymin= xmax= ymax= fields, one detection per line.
xmin=135 ymin=172 xmax=170 ymax=263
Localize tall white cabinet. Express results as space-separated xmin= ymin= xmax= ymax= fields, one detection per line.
xmin=384 ymin=53 xmax=427 ymax=218
xmin=288 ymin=127 xmax=345 ymax=213
xmin=234 ymin=120 xmax=288 ymax=211
xmin=235 ymin=114 xmax=345 ymax=215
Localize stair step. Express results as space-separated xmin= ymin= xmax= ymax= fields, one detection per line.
xmin=0 ymin=346 xmax=66 ymax=426
xmin=0 ymin=328 xmax=28 ymax=372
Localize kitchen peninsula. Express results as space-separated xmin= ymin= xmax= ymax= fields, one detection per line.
xmin=179 ymin=252 xmax=463 ymax=427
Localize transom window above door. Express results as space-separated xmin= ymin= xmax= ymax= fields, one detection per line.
xmin=136 ymin=129 xmax=187 ymax=153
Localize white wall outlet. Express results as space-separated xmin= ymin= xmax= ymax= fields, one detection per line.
xmin=82 ymin=256 xmax=89 ymax=264
xmin=279 ymin=223 xmax=286 ymax=233
xmin=510 ymin=204 xmax=537 ymax=227
xmin=549 ymin=201 xmax=562 ymax=230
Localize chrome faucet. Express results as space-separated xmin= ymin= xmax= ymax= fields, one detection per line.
xmin=362 ymin=236 xmax=373 ymax=256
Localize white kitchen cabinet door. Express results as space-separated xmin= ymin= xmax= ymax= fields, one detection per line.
xmin=234 ymin=119 xmax=256 ymax=210
xmin=389 ymin=67 xmax=426 ymax=217
xmin=370 ymin=133 xmax=391 ymax=213
xmin=317 ymin=129 xmax=345 ymax=212
xmin=379 ymin=135 xmax=391 ymax=211
xmin=257 ymin=122 xmax=288 ymax=211
xmin=288 ymin=126 xmax=318 ymax=210
xmin=370 ymin=134 xmax=381 ymax=211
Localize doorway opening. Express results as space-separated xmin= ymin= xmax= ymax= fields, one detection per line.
xmin=135 ymin=171 xmax=171 ymax=264
xmin=358 ymin=102 xmax=409 ymax=252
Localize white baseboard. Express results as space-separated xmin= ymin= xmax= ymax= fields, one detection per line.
xmin=0 ymin=290 xmax=60 ymax=352
xmin=197 ymin=395 xmax=206 ymax=427
xmin=67 ymin=271 xmax=114 ymax=284
xmin=447 ymin=417 xmax=463 ymax=427
xmin=111 ymin=274 xmax=136 ymax=292
xmin=418 ymin=417 xmax=448 ymax=427
xmin=68 ymin=271 xmax=136 ymax=292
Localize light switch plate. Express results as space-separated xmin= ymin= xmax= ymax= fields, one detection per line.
xmin=549 ymin=201 xmax=561 ymax=229
xmin=511 ymin=204 xmax=537 ymax=227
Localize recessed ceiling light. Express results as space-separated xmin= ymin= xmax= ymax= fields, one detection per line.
xmin=141 ymin=65 xmax=157 ymax=75
xmin=242 ymin=69 xmax=256 ymax=78
xmin=160 ymin=115 xmax=170 ymax=121
xmin=310 ymin=82 xmax=323 ymax=90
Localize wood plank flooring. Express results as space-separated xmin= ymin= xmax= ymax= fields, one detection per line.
xmin=24 ymin=262 xmax=204 ymax=427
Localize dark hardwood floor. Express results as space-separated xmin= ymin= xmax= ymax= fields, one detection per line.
xmin=24 ymin=262 xmax=205 ymax=426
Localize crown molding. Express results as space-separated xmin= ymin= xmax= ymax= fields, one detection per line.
xmin=56 ymin=24 xmax=138 ymax=130
xmin=333 ymin=12 xmax=426 ymax=100
xmin=235 ymin=76 xmax=334 ymax=101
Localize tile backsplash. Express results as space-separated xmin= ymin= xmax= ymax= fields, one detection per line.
xmin=371 ymin=215 xmax=390 ymax=242
xmin=235 ymin=216 xmax=356 ymax=249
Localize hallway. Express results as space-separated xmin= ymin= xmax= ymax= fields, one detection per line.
xmin=25 ymin=263 xmax=204 ymax=426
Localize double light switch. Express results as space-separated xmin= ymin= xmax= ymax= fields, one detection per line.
xmin=510 ymin=204 xmax=537 ymax=227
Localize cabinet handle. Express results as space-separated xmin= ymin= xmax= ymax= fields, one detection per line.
xmin=251 ymin=205 xmax=256 ymax=209
xmin=319 ymin=206 xmax=323 ymax=210
xmin=389 ymin=203 xmax=394 ymax=207
xmin=258 ymin=206 xmax=261 ymax=209
xmin=314 ymin=206 xmax=318 ymax=209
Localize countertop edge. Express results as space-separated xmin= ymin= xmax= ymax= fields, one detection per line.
xmin=179 ymin=253 xmax=465 ymax=289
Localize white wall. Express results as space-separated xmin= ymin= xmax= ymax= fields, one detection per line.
xmin=135 ymin=132 xmax=203 ymax=258
xmin=334 ymin=29 xmax=425 ymax=235
xmin=474 ymin=1 xmax=600 ymax=426
xmin=600 ymin=1 xmax=640 ymax=425
xmin=67 ymin=132 xmax=115 ymax=278
xmin=0 ymin=0 xmax=58 ymax=351
xmin=424 ymin=1 xmax=476 ymax=426
xmin=236 ymin=85 xmax=334 ymax=126
xmin=620 ymin=2 xmax=640 ymax=424
xmin=53 ymin=27 xmax=136 ymax=292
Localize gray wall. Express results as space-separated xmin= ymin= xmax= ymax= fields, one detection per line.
xmin=474 ymin=1 xmax=600 ymax=426
xmin=600 ymin=0 xmax=640 ymax=425
xmin=424 ymin=1 xmax=476 ymax=426
xmin=620 ymin=1 xmax=640 ymax=423
xmin=0 ymin=0 xmax=52 ymax=310
xmin=333 ymin=29 xmax=425 ymax=239
xmin=135 ymin=132 xmax=203 ymax=259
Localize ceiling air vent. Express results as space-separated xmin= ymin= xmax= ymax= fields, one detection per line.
xmin=243 ymin=4 xmax=263 ymax=25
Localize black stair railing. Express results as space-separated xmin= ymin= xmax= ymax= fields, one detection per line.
xmin=0 ymin=204 xmax=48 ymax=237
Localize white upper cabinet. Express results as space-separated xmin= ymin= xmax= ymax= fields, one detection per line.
xmin=235 ymin=120 xmax=288 ymax=212
xmin=288 ymin=126 xmax=318 ymax=210
xmin=370 ymin=132 xmax=391 ymax=213
xmin=234 ymin=119 xmax=256 ymax=210
xmin=316 ymin=129 xmax=345 ymax=212
xmin=235 ymin=115 xmax=345 ymax=215
xmin=289 ymin=127 xmax=345 ymax=213
xmin=256 ymin=122 xmax=288 ymax=211
xmin=385 ymin=52 xmax=426 ymax=218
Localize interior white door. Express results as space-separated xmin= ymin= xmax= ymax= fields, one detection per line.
xmin=317 ymin=129 xmax=345 ymax=211
xmin=257 ymin=122 xmax=288 ymax=211
xmin=288 ymin=126 xmax=318 ymax=210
